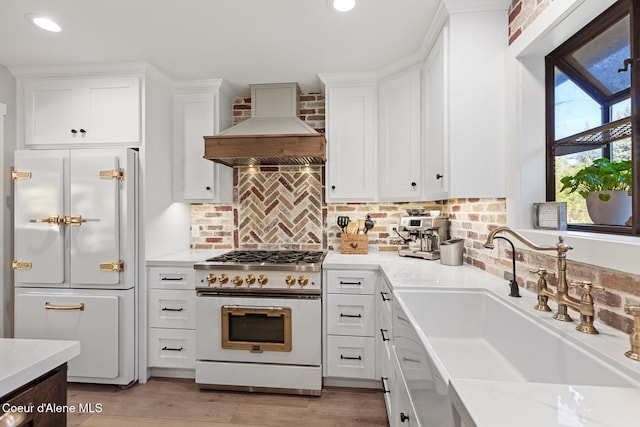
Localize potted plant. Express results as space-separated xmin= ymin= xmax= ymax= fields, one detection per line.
xmin=559 ymin=158 xmax=632 ymax=225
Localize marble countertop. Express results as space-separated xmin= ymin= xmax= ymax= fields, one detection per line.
xmin=324 ymin=250 xmax=640 ymax=427
xmin=0 ymin=338 xmax=80 ymax=397
xmin=146 ymin=249 xmax=229 ymax=267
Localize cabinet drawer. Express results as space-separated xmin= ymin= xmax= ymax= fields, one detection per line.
xmin=326 ymin=270 xmax=377 ymax=294
xmin=148 ymin=328 xmax=196 ymax=369
xmin=149 ymin=289 xmax=196 ymax=329
xmin=327 ymin=294 xmax=375 ymax=336
xmin=148 ymin=267 xmax=195 ymax=290
xmin=326 ymin=335 xmax=376 ymax=379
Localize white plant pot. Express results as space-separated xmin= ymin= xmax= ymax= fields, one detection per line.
xmin=586 ymin=190 xmax=632 ymax=225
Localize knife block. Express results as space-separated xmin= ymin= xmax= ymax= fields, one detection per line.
xmin=340 ymin=234 xmax=368 ymax=254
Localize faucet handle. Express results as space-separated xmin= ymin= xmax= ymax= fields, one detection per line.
xmin=624 ymin=305 xmax=640 ymax=362
xmin=570 ymin=281 xmax=604 ymax=334
xmin=569 ymin=280 xmax=604 ymax=293
xmin=529 ymin=268 xmax=554 ymax=276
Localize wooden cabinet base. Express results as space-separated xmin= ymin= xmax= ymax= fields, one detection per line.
xmin=0 ymin=364 xmax=68 ymax=427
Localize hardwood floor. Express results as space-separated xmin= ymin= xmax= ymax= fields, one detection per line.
xmin=67 ymin=378 xmax=389 ymax=426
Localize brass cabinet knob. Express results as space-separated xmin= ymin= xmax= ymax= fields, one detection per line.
xmin=246 ymin=274 xmax=256 ymax=287
xmin=206 ymin=274 xmax=217 ymax=286
xmin=257 ymin=274 xmax=268 ymax=287
xmin=298 ymin=275 xmax=309 ymax=287
xmin=219 ymin=274 xmax=229 ymax=285
xmin=233 ymin=275 xmax=243 ymax=287
xmin=285 ymin=275 xmax=296 ymax=287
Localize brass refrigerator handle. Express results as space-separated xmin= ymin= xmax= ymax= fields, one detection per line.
xmin=45 ymin=302 xmax=85 ymax=311
xmin=29 ymin=215 xmax=63 ymax=225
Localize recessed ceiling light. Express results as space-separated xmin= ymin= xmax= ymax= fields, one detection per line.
xmin=25 ymin=13 xmax=62 ymax=32
xmin=328 ymin=0 xmax=356 ymax=13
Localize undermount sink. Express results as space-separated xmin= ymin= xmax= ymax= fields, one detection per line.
xmin=395 ymin=288 xmax=639 ymax=388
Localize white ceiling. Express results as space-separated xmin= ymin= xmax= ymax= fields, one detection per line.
xmin=0 ymin=0 xmax=441 ymax=95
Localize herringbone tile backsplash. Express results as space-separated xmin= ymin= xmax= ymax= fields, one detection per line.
xmin=237 ymin=165 xmax=324 ymax=250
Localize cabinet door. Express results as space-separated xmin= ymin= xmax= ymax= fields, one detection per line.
xmin=378 ymin=69 xmax=422 ymax=201
xmin=326 ymin=86 xmax=376 ymax=201
xmin=13 ymin=151 xmax=65 ymax=285
xmin=22 ymin=76 xmax=141 ymax=146
xmin=423 ymin=30 xmax=448 ymax=200
xmin=82 ymin=77 xmax=141 ymax=144
xmin=23 ymin=79 xmax=79 ymax=145
xmin=173 ymin=91 xmax=233 ymax=202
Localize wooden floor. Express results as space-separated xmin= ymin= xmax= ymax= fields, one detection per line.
xmin=67 ymin=377 xmax=389 ymax=426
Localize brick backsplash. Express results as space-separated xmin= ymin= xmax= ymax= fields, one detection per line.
xmin=190 ymin=87 xmax=639 ymax=334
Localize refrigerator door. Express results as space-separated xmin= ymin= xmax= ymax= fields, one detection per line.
xmin=14 ymin=152 xmax=65 ymax=285
xmin=69 ymin=153 xmax=121 ymax=286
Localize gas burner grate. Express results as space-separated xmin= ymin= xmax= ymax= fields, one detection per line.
xmin=206 ymin=250 xmax=325 ymax=264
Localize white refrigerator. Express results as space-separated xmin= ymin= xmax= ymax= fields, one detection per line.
xmin=13 ymin=148 xmax=138 ymax=386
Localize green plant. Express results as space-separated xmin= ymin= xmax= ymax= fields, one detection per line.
xmin=559 ymin=158 xmax=632 ymax=201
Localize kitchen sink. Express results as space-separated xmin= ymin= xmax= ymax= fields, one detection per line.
xmin=394 ymin=288 xmax=640 ymax=388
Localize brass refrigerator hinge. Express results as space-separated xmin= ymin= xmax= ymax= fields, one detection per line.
xmin=11 ymin=170 xmax=32 ymax=180
xmin=12 ymin=260 xmax=32 ymax=270
xmin=99 ymin=168 xmax=125 ymax=181
xmin=99 ymin=260 xmax=125 ymax=272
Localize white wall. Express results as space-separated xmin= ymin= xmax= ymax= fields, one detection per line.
xmin=0 ymin=65 xmax=16 ymax=337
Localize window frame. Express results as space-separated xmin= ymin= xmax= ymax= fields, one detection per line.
xmin=545 ymin=0 xmax=638 ymax=235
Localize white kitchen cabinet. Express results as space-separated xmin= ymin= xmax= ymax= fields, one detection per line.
xmin=147 ymin=266 xmax=197 ymax=375
xmin=378 ymin=68 xmax=422 ymax=201
xmin=172 ymin=80 xmax=234 ymax=203
xmin=320 ymin=74 xmax=377 ymax=202
xmin=377 ymin=278 xmax=394 ymax=422
xmin=323 ymin=269 xmax=379 ymax=384
xmin=21 ymin=76 xmax=141 ymax=147
xmin=422 ymin=10 xmax=506 ymax=200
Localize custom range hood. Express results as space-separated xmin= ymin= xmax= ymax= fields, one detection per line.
xmin=204 ymin=83 xmax=326 ymax=167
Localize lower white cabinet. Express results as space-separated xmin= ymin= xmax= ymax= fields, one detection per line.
xmin=148 ymin=266 xmax=196 ymax=372
xmin=323 ymin=268 xmax=378 ymax=384
xmin=326 ymin=335 xmax=376 ymax=379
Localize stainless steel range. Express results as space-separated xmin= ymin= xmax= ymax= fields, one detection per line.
xmin=194 ymin=250 xmax=326 ymax=396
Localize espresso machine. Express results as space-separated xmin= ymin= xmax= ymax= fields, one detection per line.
xmin=396 ymin=210 xmax=449 ymax=260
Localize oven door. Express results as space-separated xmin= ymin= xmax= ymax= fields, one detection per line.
xmin=196 ymin=294 xmax=321 ymax=366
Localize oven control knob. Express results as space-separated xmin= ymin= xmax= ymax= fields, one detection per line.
xmin=233 ymin=276 xmax=244 ymax=287
xmin=298 ymin=275 xmax=309 ymax=287
xmin=285 ymin=275 xmax=296 ymax=287
xmin=206 ymin=274 xmax=217 ymax=286
xmin=246 ymin=274 xmax=256 ymax=287
xmin=258 ymin=274 xmax=268 ymax=287
xmin=219 ymin=274 xmax=229 ymax=285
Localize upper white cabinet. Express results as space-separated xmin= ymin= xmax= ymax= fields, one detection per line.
xmin=21 ymin=76 xmax=141 ymax=147
xmin=321 ymin=74 xmax=377 ymax=202
xmin=423 ymin=9 xmax=506 ymax=200
xmin=378 ymin=68 xmax=422 ymax=201
xmin=172 ymin=80 xmax=234 ymax=203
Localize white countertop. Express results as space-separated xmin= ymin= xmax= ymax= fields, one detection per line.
xmin=324 ymin=250 xmax=640 ymax=427
xmin=146 ymin=249 xmax=229 ymax=267
xmin=0 ymin=338 xmax=80 ymax=397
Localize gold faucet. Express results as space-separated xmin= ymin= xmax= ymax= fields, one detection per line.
xmin=484 ymin=226 xmax=603 ymax=334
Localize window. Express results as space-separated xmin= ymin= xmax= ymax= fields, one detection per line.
xmin=546 ymin=0 xmax=638 ymax=235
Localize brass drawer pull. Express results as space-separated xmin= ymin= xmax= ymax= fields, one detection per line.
xmin=45 ymin=302 xmax=85 ymax=311
xmin=100 ymin=260 xmax=125 ymax=272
